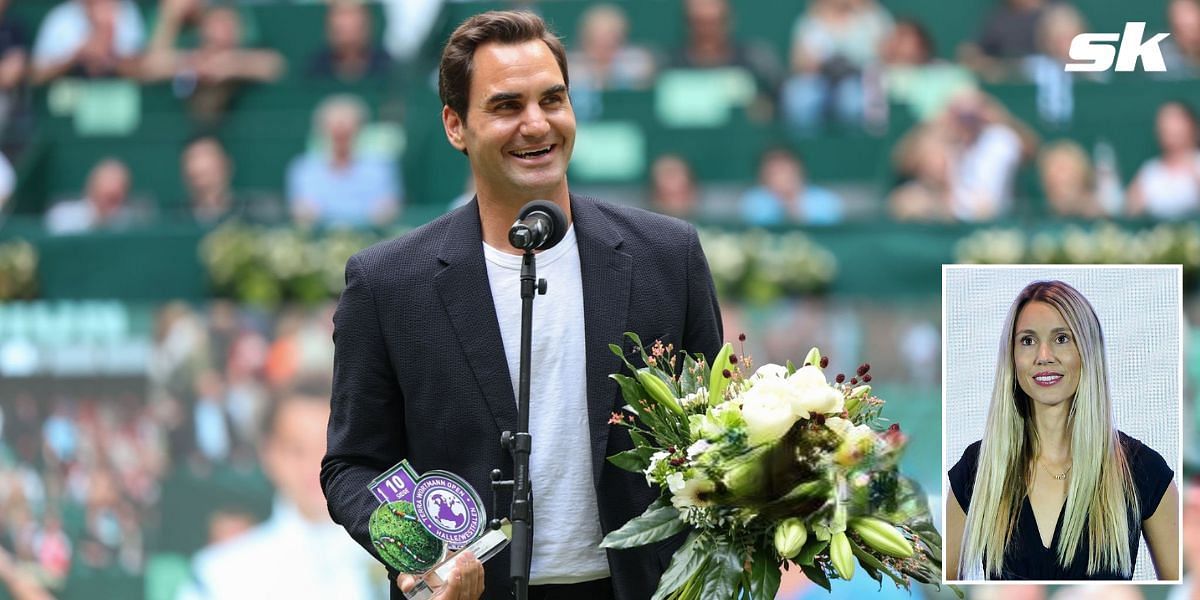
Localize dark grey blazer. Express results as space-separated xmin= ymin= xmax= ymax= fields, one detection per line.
xmin=321 ymin=194 xmax=723 ymax=600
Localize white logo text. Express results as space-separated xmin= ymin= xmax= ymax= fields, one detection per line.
xmin=1066 ymin=23 xmax=1170 ymax=72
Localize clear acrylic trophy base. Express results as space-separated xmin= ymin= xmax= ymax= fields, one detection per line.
xmin=404 ymin=521 xmax=512 ymax=600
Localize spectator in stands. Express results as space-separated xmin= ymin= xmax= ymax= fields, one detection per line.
xmin=567 ymin=4 xmax=655 ymax=121
xmin=45 ymin=158 xmax=140 ymax=234
xmin=308 ymin=0 xmax=391 ymax=82
xmin=176 ymin=385 xmax=385 ymax=600
xmin=888 ymin=127 xmax=955 ymax=222
xmin=286 ymin=94 xmax=400 ymax=228
xmin=140 ymin=6 xmax=283 ymax=122
xmin=144 ymin=0 xmax=207 ymax=55
xmin=32 ymin=0 xmax=145 ymax=84
xmin=1021 ymin=4 xmax=1105 ymax=128
xmin=191 ymin=369 xmax=233 ymax=464
xmin=78 ymin=469 xmax=143 ymax=574
xmin=877 ymin=18 xmax=975 ymax=123
xmin=894 ymin=89 xmax=1036 ymax=221
xmin=1038 ymin=140 xmax=1103 ymax=218
xmin=740 ymin=147 xmax=842 ymax=226
xmin=0 ymin=545 xmax=53 ymax=600
xmin=959 ymin=0 xmax=1047 ymax=82
xmin=1159 ymin=0 xmax=1200 ymax=79
xmin=0 ymin=151 xmax=14 ymax=217
xmin=182 ymin=136 xmax=236 ymax=225
xmin=1127 ymin=101 xmax=1200 ymax=220
xmin=782 ymin=0 xmax=893 ymax=134
xmin=670 ymin=0 xmax=783 ymax=114
xmin=941 ymin=89 xmax=1034 ymax=220
xmin=381 ymin=0 xmax=445 ymax=64
xmin=647 ymin=154 xmax=699 ymax=219
xmin=0 ymin=0 xmax=28 ymax=136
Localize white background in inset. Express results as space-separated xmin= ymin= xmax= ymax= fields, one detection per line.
xmin=942 ymin=265 xmax=1182 ymax=582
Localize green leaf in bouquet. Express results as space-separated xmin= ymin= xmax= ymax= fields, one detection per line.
xmin=628 ymin=429 xmax=651 ymax=449
xmin=650 ymin=532 xmax=704 ymax=600
xmin=679 ymin=353 xmax=700 ymax=397
xmin=799 ymin=563 xmax=831 ymax=593
xmin=698 ymin=542 xmax=743 ymax=600
xmin=624 ymin=331 xmax=645 ymax=349
xmin=909 ymin=518 xmax=943 ymax=559
xmin=608 ymin=448 xmax=651 ymax=473
xmin=624 ymin=332 xmax=653 ymax=366
xmin=609 ymin=343 xmax=633 ymax=371
xmin=755 ymin=477 xmax=834 ymax=522
xmin=795 ymin=537 xmax=829 ymax=566
xmin=609 ymin=374 xmax=642 ymax=408
xmin=637 ymin=368 xmax=685 ymax=416
xmin=707 ymin=343 xmax=733 ymax=405
xmin=874 ymin=476 xmax=939 ymax=547
xmin=600 ymin=498 xmax=685 ymax=549
xmin=749 ymin=545 xmax=782 ymax=600
xmin=847 ymin=536 xmax=906 ymax=588
xmin=609 ymin=374 xmax=658 ymax=429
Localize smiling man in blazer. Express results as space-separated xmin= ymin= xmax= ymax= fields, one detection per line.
xmin=321 ymin=11 xmax=723 ymax=600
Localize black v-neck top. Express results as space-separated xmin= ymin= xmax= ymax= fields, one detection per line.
xmin=948 ymin=432 xmax=1173 ymax=580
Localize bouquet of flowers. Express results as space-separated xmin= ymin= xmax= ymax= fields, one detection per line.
xmin=601 ymin=333 xmax=955 ymax=599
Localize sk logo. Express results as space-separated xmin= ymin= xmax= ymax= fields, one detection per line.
xmin=1066 ymin=22 xmax=1171 ymax=72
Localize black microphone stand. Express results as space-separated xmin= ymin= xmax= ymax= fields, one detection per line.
xmin=492 ymin=247 xmax=545 ymax=600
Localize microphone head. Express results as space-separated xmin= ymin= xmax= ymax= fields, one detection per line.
xmin=514 ymin=200 xmax=568 ymax=251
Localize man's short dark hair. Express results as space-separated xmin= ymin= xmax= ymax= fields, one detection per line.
xmin=259 ymin=379 xmax=332 ymax=441
xmin=438 ymin=10 xmax=569 ymax=123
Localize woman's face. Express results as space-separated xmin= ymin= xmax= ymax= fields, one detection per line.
xmin=1013 ymin=301 xmax=1082 ymax=409
xmin=1157 ymin=103 xmax=1198 ymax=153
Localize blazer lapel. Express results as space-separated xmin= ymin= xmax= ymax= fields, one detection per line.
xmin=432 ymin=199 xmax=519 ymax=437
xmin=572 ymin=195 xmax=633 ymax=486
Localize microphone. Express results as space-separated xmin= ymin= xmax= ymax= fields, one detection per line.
xmin=508 ymin=200 xmax=568 ymax=252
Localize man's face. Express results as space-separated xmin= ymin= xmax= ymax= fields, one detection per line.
xmin=443 ymin=40 xmax=575 ymax=204
xmin=88 ymin=162 xmax=129 ymax=216
xmin=329 ymin=5 xmax=369 ymax=51
xmin=183 ymin=140 xmax=230 ymax=194
xmin=261 ymin=400 xmax=330 ymax=522
xmin=1170 ymin=0 xmax=1200 ymax=52
xmin=201 ymin=8 xmax=240 ymax=51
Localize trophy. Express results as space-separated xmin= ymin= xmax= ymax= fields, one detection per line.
xmin=367 ymin=461 xmax=511 ymax=600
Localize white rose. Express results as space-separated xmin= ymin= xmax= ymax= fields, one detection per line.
xmin=787 ymin=365 xmax=844 ymax=418
xmin=686 ymin=440 xmax=712 ymax=459
xmin=740 ymin=378 xmax=800 ymax=445
xmin=751 ymin=363 xmax=790 ymax=381
xmin=825 ymin=416 xmax=852 ymax=438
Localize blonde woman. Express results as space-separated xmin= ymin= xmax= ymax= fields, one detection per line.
xmin=946 ymin=280 xmax=1178 ymax=580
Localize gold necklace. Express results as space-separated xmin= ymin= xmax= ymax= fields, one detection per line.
xmin=1041 ymin=462 xmax=1071 ymax=481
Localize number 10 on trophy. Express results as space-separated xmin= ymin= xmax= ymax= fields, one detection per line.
xmin=367 ymin=460 xmax=511 ymax=600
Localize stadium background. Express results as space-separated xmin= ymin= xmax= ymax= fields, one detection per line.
xmin=0 ymin=0 xmax=1196 ymax=598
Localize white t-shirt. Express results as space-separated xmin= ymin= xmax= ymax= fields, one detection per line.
xmin=1133 ymin=151 xmax=1200 ymax=220
xmin=483 ymin=225 xmax=610 ymax=585
xmin=176 ymin=498 xmax=388 ymax=600
xmin=33 ymin=0 xmax=146 ymax=68
xmin=951 ymin=124 xmax=1022 ymax=221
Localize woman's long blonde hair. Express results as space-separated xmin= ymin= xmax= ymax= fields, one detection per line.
xmin=959 ymin=280 xmax=1137 ymax=578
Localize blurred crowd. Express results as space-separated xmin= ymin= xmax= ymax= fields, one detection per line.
xmin=0 ymin=0 xmax=1192 ymax=232
xmin=0 ymin=2 xmax=1198 ymax=597
xmin=0 ymin=300 xmax=393 ymax=599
